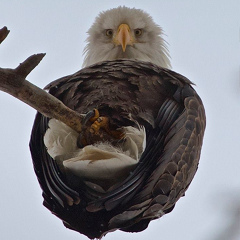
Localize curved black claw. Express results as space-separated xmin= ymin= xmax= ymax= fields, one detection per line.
xmin=82 ymin=109 xmax=97 ymax=125
xmin=77 ymin=109 xmax=100 ymax=148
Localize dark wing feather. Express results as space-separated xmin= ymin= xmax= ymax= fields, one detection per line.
xmin=30 ymin=59 xmax=206 ymax=239
xmin=30 ymin=114 xmax=81 ymax=207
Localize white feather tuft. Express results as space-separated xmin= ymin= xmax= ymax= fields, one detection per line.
xmin=44 ymin=119 xmax=79 ymax=158
xmin=44 ymin=119 xmax=146 ymax=184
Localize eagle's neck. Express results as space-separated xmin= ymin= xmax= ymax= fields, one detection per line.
xmin=83 ymin=42 xmax=171 ymax=69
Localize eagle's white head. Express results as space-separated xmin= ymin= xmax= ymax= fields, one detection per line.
xmin=83 ymin=6 xmax=171 ymax=68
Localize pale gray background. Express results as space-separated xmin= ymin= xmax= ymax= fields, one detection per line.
xmin=0 ymin=1 xmax=240 ymax=239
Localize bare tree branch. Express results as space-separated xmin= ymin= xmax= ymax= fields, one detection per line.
xmin=0 ymin=27 xmax=83 ymax=133
xmin=15 ymin=53 xmax=46 ymax=78
xmin=0 ymin=26 xmax=10 ymax=44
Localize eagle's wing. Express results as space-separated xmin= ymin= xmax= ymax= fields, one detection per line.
xmin=30 ymin=60 xmax=205 ymax=239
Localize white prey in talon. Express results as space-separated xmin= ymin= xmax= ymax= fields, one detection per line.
xmin=44 ymin=119 xmax=146 ymax=188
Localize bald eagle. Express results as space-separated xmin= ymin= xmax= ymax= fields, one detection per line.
xmin=30 ymin=6 xmax=206 ymax=239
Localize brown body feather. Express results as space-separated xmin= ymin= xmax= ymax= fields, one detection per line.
xmin=30 ymin=59 xmax=205 ymax=239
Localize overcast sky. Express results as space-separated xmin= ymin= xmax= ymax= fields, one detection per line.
xmin=0 ymin=1 xmax=240 ymax=240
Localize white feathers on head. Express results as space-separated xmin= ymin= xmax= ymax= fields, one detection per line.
xmin=83 ymin=6 xmax=171 ymax=68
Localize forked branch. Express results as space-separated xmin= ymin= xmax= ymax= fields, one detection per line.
xmin=0 ymin=27 xmax=83 ymax=132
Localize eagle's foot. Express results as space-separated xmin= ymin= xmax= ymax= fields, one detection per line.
xmin=90 ymin=116 xmax=109 ymax=134
xmin=82 ymin=108 xmax=100 ymax=125
xmin=90 ymin=116 xmax=124 ymax=139
xmin=78 ymin=109 xmax=124 ymax=148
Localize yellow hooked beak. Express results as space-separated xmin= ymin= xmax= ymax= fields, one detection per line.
xmin=114 ymin=24 xmax=135 ymax=52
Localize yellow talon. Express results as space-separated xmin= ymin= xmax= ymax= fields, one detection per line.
xmin=78 ymin=109 xmax=125 ymax=147
xmin=89 ymin=109 xmax=100 ymax=122
xmin=90 ymin=117 xmax=109 ymax=134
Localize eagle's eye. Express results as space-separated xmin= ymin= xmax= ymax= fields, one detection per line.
xmin=134 ymin=29 xmax=142 ymax=37
xmin=106 ymin=29 xmax=113 ymax=37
